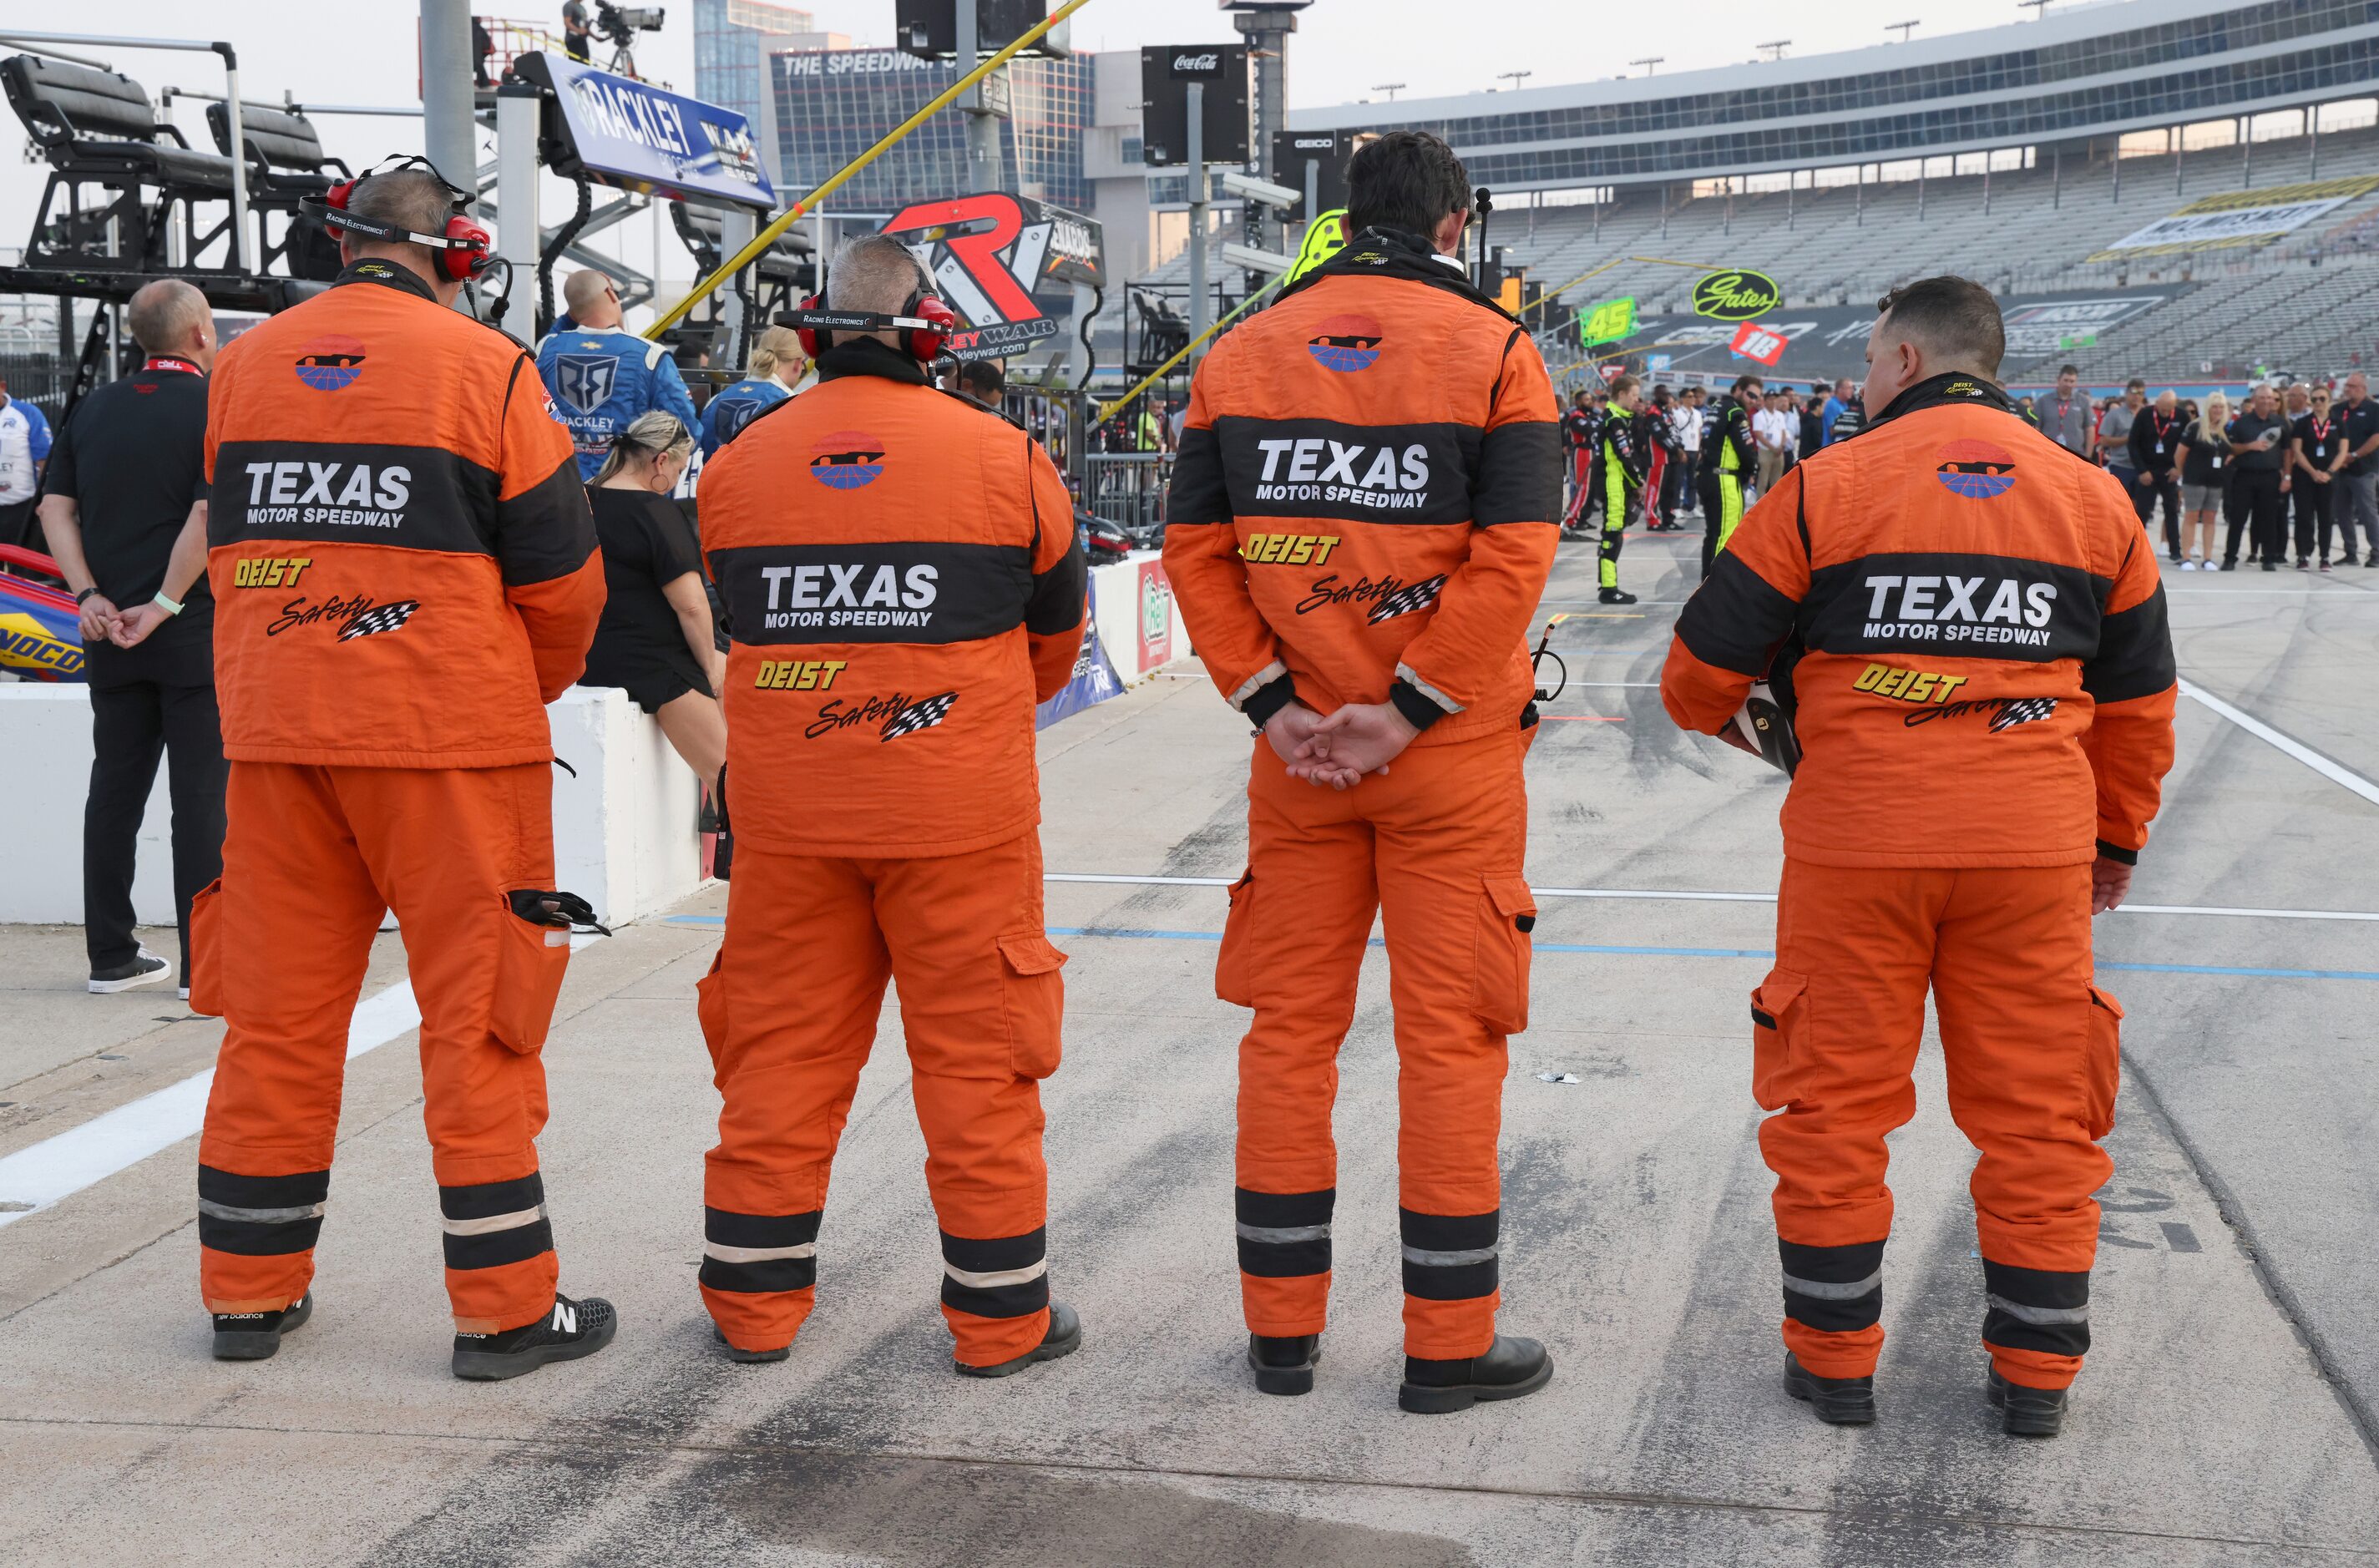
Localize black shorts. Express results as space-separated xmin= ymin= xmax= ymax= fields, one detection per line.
xmin=587 ymin=661 xmax=712 ymax=716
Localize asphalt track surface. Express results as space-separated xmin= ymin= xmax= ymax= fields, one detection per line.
xmin=3 ymin=524 xmax=2376 ymax=1565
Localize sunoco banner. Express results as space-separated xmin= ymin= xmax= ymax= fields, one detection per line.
xmin=2089 ymin=177 xmax=2379 ymax=260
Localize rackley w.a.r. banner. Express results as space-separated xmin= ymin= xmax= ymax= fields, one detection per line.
xmin=878 ymin=192 xmax=1106 ymax=362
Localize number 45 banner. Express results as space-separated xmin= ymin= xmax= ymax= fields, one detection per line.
xmin=1581 ymin=296 xmax=1636 ymax=346
xmin=1729 ymin=319 xmax=1789 ymax=367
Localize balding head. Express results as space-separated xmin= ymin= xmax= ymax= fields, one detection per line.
xmin=334 ymin=164 xmax=468 ymax=303
xmin=564 ymin=268 xmax=621 ymax=329
xmin=126 ymin=280 xmax=213 ymax=359
xmin=826 ymin=235 xmax=932 ymax=350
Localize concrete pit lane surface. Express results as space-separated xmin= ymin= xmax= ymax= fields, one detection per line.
xmin=3 ymin=534 xmax=2376 ymax=1565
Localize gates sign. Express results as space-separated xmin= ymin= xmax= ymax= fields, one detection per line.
xmin=1693 ymin=268 xmax=1783 ymax=321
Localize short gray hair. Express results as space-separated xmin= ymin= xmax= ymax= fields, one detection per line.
xmin=827 ymin=235 xmax=931 ymax=316
xmin=344 ymin=167 xmax=460 ymax=254
xmin=126 ymin=279 xmax=209 ymax=354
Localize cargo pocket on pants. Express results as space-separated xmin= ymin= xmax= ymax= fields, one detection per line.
xmin=695 ymin=947 xmax=729 ymax=1078
xmin=1215 ymin=869 xmax=1257 ymax=1008
xmin=490 ymin=891 xmax=576 ymax=1055
xmin=186 ymin=876 xmax=225 ymax=1018
xmin=2084 ymin=985 xmax=2123 ymax=1140
xmin=1470 ymin=875 xmax=1537 ymax=1035
xmin=1750 ymin=970 xmax=1809 ymax=1111
xmin=998 ymin=931 xmax=1069 ymax=1080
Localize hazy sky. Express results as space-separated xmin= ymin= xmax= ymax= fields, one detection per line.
xmin=0 ymin=1 xmax=2094 ymax=298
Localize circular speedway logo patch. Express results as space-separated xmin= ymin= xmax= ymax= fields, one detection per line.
xmin=1307 ymin=314 xmax=1384 ymax=373
xmin=293 ymin=335 xmax=367 ymax=392
xmin=809 ymin=431 xmax=887 ymax=489
xmin=1935 ymin=438 xmax=2017 ymax=499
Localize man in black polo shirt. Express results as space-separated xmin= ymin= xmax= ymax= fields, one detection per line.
xmin=2223 ymin=383 xmax=2290 ymax=573
xmin=2335 ymin=372 xmax=2379 ymax=568
xmin=37 ymin=280 xmax=223 ymax=996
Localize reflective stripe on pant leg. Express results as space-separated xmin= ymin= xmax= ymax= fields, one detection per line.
xmin=706 ymin=850 xmax=887 ymax=1353
xmin=882 ymin=837 xmax=1056 ymax=1368
xmin=1238 ymin=1186 xmax=1334 ymax=1333
xmin=198 ymin=1165 xmax=328 ymax=1314
xmin=198 ymin=761 xmax=381 ymax=1318
xmin=439 ymin=1171 xmax=556 ymax=1333
xmin=1238 ymin=747 xmax=1374 ymax=1338
xmin=1779 ymin=1236 xmax=1885 ymax=1378
xmin=1981 ymin=1257 xmax=2090 ymax=1388
xmin=1400 ymin=1207 xmax=1500 ymax=1356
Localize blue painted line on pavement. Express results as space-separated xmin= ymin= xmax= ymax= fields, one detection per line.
xmin=660 ymin=916 xmax=2379 ymax=981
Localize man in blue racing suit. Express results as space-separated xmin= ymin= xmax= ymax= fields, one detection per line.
xmin=535 ymin=269 xmax=700 ymax=480
xmin=696 ymin=323 xmax=807 ymax=460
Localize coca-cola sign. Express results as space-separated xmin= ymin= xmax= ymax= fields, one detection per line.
xmin=1169 ymin=48 xmax=1227 ymax=78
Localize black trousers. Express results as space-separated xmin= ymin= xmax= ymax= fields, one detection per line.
xmin=84 ymin=679 xmax=226 ymax=974
xmin=2130 ymin=473 xmax=2181 ymax=557
xmin=0 ymin=497 xmax=36 ymax=549
xmin=1658 ymin=454 xmax=1687 ymax=524
xmin=2225 ymin=470 xmax=2285 ymax=566
xmin=2293 ymin=477 xmax=2338 ymax=559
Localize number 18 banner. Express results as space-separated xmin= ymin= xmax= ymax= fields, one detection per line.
xmin=1729 ymin=319 xmax=1789 ymax=367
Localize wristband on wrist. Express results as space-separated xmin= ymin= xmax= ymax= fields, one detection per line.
xmin=152 ymin=591 xmax=185 ymax=617
xmin=74 ymin=586 xmax=98 ymax=604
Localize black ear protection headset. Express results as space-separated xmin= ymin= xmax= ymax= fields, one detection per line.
xmin=302 ymin=154 xmax=495 ymax=281
xmin=779 ymin=254 xmax=958 ymax=363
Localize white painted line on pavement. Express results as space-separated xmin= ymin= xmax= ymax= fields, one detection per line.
xmin=2179 ymin=676 xmax=2379 ymax=809
xmin=0 ymin=935 xmax=598 ymax=1231
xmin=1044 ymin=873 xmax=2379 ymax=921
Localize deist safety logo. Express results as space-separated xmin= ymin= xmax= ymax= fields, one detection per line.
xmin=1308 ymin=314 xmax=1384 ymax=372
xmin=810 ymin=431 xmax=887 ymax=489
xmin=1935 ymin=438 xmax=2017 ymax=499
xmin=293 ymin=335 xmax=367 ymax=392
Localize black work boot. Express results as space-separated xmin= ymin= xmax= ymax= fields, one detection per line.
xmin=956 ymin=1300 xmax=1081 ymax=1378
xmin=714 ymin=1323 xmax=790 ymax=1364
xmin=1784 ymin=1351 xmax=1876 ymax=1425
xmin=1248 ymin=1333 xmax=1322 ymax=1396
xmin=211 ymin=1292 xmax=313 ymax=1361
xmin=452 ymin=1292 xmax=617 ymax=1381
xmin=1987 ymin=1367 xmax=2068 ymax=1437
xmin=1597 ymin=586 xmax=1639 ymax=605
xmin=1398 ymin=1335 xmax=1553 ymax=1414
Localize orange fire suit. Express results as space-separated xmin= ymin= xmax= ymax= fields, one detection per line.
xmin=1661 ymin=371 xmax=2177 ymax=1389
xmin=190 ymin=257 xmax=604 ymax=1333
xmin=695 ymin=338 xmax=1086 ymax=1366
xmin=1164 ymin=226 xmax=1560 ymax=1358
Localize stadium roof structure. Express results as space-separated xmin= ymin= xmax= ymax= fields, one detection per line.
xmin=1286 ymin=0 xmax=2379 ymax=193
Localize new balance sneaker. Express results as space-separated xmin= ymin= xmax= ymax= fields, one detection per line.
xmin=955 ymin=1300 xmax=1081 ymax=1378
xmin=451 ymin=1293 xmax=617 ymax=1381
xmin=1398 ymin=1334 xmax=1553 ymax=1414
xmin=212 ymin=1292 xmax=312 ymax=1361
xmin=1248 ymin=1333 xmax=1322 ymax=1396
xmin=1598 ymin=586 xmax=1639 ymax=605
xmin=1987 ymin=1366 xmax=2068 ymax=1437
xmin=1784 ymin=1350 xmax=1876 ymax=1426
xmin=89 ymin=950 xmax=171 ymax=994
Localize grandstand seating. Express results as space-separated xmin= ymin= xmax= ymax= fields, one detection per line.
xmin=1136 ymin=121 xmax=2379 ymax=383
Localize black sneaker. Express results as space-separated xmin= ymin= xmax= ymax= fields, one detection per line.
xmin=1248 ymin=1333 xmax=1322 ymax=1396
xmin=2367 ymin=557 xmax=2378 ymax=569
xmin=1783 ymin=1350 xmax=1875 ymax=1426
xmin=2263 ymin=561 xmax=2279 ymax=572
xmin=2298 ymin=557 xmax=2312 ymax=570
xmin=1987 ymin=1367 xmax=2068 ymax=1437
xmin=212 ymin=1292 xmax=312 ymax=1360
xmin=2220 ymin=559 xmax=2238 ymax=571
xmin=89 ymin=951 xmax=172 ymax=994
xmin=1598 ymin=586 xmax=1639 ymax=605
xmin=452 ymin=1292 xmax=617 ymax=1381
xmin=1398 ymin=1334 xmax=1553 ymax=1414
xmin=956 ymin=1299 xmax=1081 ymax=1378
xmin=713 ymin=1323 xmax=789 ymax=1364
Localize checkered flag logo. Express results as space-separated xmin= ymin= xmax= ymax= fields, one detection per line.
xmin=337 ymin=601 xmax=421 ymax=640
xmin=880 ymin=691 xmax=958 ymax=741
xmin=1990 ymin=697 xmax=2058 ymax=732
xmin=1367 ymin=574 xmax=1448 ymax=625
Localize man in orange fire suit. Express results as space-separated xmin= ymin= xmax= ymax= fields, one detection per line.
xmin=1165 ymin=131 xmax=1560 ymax=1414
xmin=1660 ymin=276 xmax=2177 ymax=1437
xmin=695 ymin=235 xmax=1087 ymax=1377
xmin=191 ymin=164 xmax=613 ymax=1378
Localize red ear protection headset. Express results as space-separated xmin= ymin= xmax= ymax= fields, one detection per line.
xmin=304 ymin=154 xmax=494 ymax=281
xmin=781 ymin=260 xmax=958 ymax=363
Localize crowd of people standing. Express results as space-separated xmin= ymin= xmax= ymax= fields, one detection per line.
xmin=2027 ymin=366 xmax=2379 ymax=573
